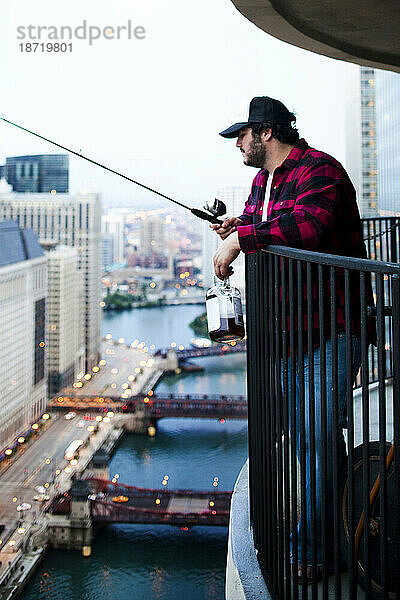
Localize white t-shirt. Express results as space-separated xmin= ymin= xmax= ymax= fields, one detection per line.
xmin=261 ymin=173 xmax=273 ymax=221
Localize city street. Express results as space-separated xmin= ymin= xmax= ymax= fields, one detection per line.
xmin=0 ymin=413 xmax=95 ymax=544
xmin=0 ymin=339 xmax=164 ymax=557
xmin=70 ymin=339 xmax=161 ymax=399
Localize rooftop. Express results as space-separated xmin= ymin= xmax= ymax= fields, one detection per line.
xmin=0 ymin=220 xmax=44 ymax=268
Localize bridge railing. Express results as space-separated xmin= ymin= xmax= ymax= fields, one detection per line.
xmin=86 ymin=477 xmax=233 ymax=498
xmin=245 ymin=215 xmax=400 ymax=599
xmin=90 ymin=499 xmax=230 ymax=526
xmin=50 ymin=393 xmax=248 ymax=419
xmin=154 ymin=341 xmax=246 ymax=358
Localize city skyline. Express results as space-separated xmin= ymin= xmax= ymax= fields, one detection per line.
xmin=0 ymin=0 xmax=351 ymax=210
xmin=0 ymin=188 xmax=102 ymax=371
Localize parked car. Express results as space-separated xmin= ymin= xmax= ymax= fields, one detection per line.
xmin=16 ymin=503 xmax=31 ymax=512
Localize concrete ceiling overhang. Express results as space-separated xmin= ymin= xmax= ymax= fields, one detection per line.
xmin=230 ymin=0 xmax=400 ymax=72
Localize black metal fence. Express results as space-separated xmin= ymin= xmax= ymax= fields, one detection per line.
xmin=245 ymin=216 xmax=400 ymax=599
xmin=361 ymin=217 xmax=400 ymax=388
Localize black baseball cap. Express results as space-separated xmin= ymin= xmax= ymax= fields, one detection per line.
xmin=219 ymin=96 xmax=295 ymax=138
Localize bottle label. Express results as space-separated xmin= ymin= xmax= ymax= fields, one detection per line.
xmin=206 ymin=296 xmax=220 ymax=331
xmin=233 ymin=297 xmax=244 ymax=326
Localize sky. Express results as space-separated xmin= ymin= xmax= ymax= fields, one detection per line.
xmin=0 ymin=0 xmax=355 ymax=210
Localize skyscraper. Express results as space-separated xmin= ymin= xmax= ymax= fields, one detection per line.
xmin=46 ymin=245 xmax=85 ymax=394
xmin=345 ymin=66 xmax=378 ymax=216
xmin=140 ymin=215 xmax=165 ymax=255
xmin=3 ymin=155 xmax=69 ymax=193
xmin=217 ymin=186 xmax=249 ymax=217
xmin=0 ymin=221 xmax=47 ymax=450
xmin=102 ymin=212 xmax=125 ymax=265
xmin=0 ymin=188 xmax=102 ymax=370
xmin=375 ymin=69 xmax=400 ymax=215
xmin=102 ymin=232 xmax=115 ymax=271
xmin=202 ymin=219 xmax=220 ymax=289
xmin=216 ymin=186 xmax=248 ymax=294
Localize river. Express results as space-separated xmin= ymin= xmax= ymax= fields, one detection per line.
xmin=22 ymin=305 xmax=248 ymax=600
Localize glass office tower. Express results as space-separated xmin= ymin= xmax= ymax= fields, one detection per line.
xmin=345 ymin=66 xmax=378 ymax=216
xmin=3 ymin=154 xmax=69 ymax=193
xmin=375 ymin=70 xmax=400 ymax=215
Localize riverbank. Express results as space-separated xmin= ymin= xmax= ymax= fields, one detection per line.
xmin=103 ymin=294 xmax=205 ymax=311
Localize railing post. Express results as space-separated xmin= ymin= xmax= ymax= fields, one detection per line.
xmin=389 ymin=218 xmax=398 ymax=263
xmin=244 ymin=253 xmax=262 ymax=537
xmin=390 ymin=275 xmax=400 ymax=594
xmin=243 ymin=235 xmax=400 ymax=600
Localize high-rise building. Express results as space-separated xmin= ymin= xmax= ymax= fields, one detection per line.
xmin=345 ymin=66 xmax=378 ymax=216
xmin=102 ymin=213 xmax=125 ymax=264
xmin=2 ymin=155 xmax=69 ymax=193
xmin=102 ymin=232 xmax=115 ymax=271
xmin=140 ymin=215 xmax=165 ymax=255
xmin=0 ymin=221 xmax=47 ymax=450
xmin=375 ymin=69 xmax=400 ymax=215
xmin=46 ymin=245 xmax=85 ymax=395
xmin=202 ymin=221 xmax=220 ymax=289
xmin=0 ymin=186 xmax=102 ymax=370
xmin=217 ymin=186 xmax=249 ymax=217
xmin=217 ymin=186 xmax=249 ymax=294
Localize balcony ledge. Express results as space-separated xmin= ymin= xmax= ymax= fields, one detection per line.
xmin=226 ymin=459 xmax=271 ymax=600
xmin=229 ymin=0 xmax=400 ymax=72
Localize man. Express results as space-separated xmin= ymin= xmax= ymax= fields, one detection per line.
xmin=211 ymin=96 xmax=371 ymax=582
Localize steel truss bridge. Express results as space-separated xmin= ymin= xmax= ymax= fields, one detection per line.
xmin=50 ymin=393 xmax=248 ymax=419
xmin=155 ymin=341 xmax=246 ymax=359
xmin=49 ymin=478 xmax=232 ymax=527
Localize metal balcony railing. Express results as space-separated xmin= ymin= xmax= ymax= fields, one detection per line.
xmin=245 ymin=216 xmax=400 ymax=599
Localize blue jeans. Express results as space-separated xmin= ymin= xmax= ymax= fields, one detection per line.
xmin=282 ymin=333 xmax=361 ymax=564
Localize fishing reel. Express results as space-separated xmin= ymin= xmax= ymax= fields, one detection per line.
xmin=190 ymin=198 xmax=227 ymax=225
xmin=204 ymin=198 xmax=227 ymax=219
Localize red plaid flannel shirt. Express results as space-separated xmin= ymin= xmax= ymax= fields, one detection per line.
xmin=236 ymin=138 xmax=375 ymax=346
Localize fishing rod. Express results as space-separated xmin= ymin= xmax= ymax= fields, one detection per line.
xmin=0 ymin=116 xmax=226 ymax=224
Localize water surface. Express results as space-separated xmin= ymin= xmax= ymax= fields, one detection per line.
xmin=22 ymin=306 xmax=247 ymax=600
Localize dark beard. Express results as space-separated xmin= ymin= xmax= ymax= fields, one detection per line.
xmin=244 ymin=134 xmax=266 ymax=168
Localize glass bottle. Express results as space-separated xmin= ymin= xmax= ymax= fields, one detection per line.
xmin=206 ymin=277 xmax=245 ymax=343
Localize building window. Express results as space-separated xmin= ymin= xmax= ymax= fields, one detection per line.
xmin=34 ymin=298 xmax=46 ymax=384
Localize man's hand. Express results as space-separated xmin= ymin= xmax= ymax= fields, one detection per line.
xmin=210 ymin=216 xmax=243 ymax=240
xmin=213 ymin=231 xmax=241 ymax=280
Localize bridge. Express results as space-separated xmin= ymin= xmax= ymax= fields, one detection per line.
xmin=133 ymin=394 xmax=247 ymax=419
xmin=50 ymin=393 xmax=248 ymax=419
xmin=155 ymin=341 xmax=246 ymax=360
xmin=48 ymin=478 xmax=232 ymax=527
